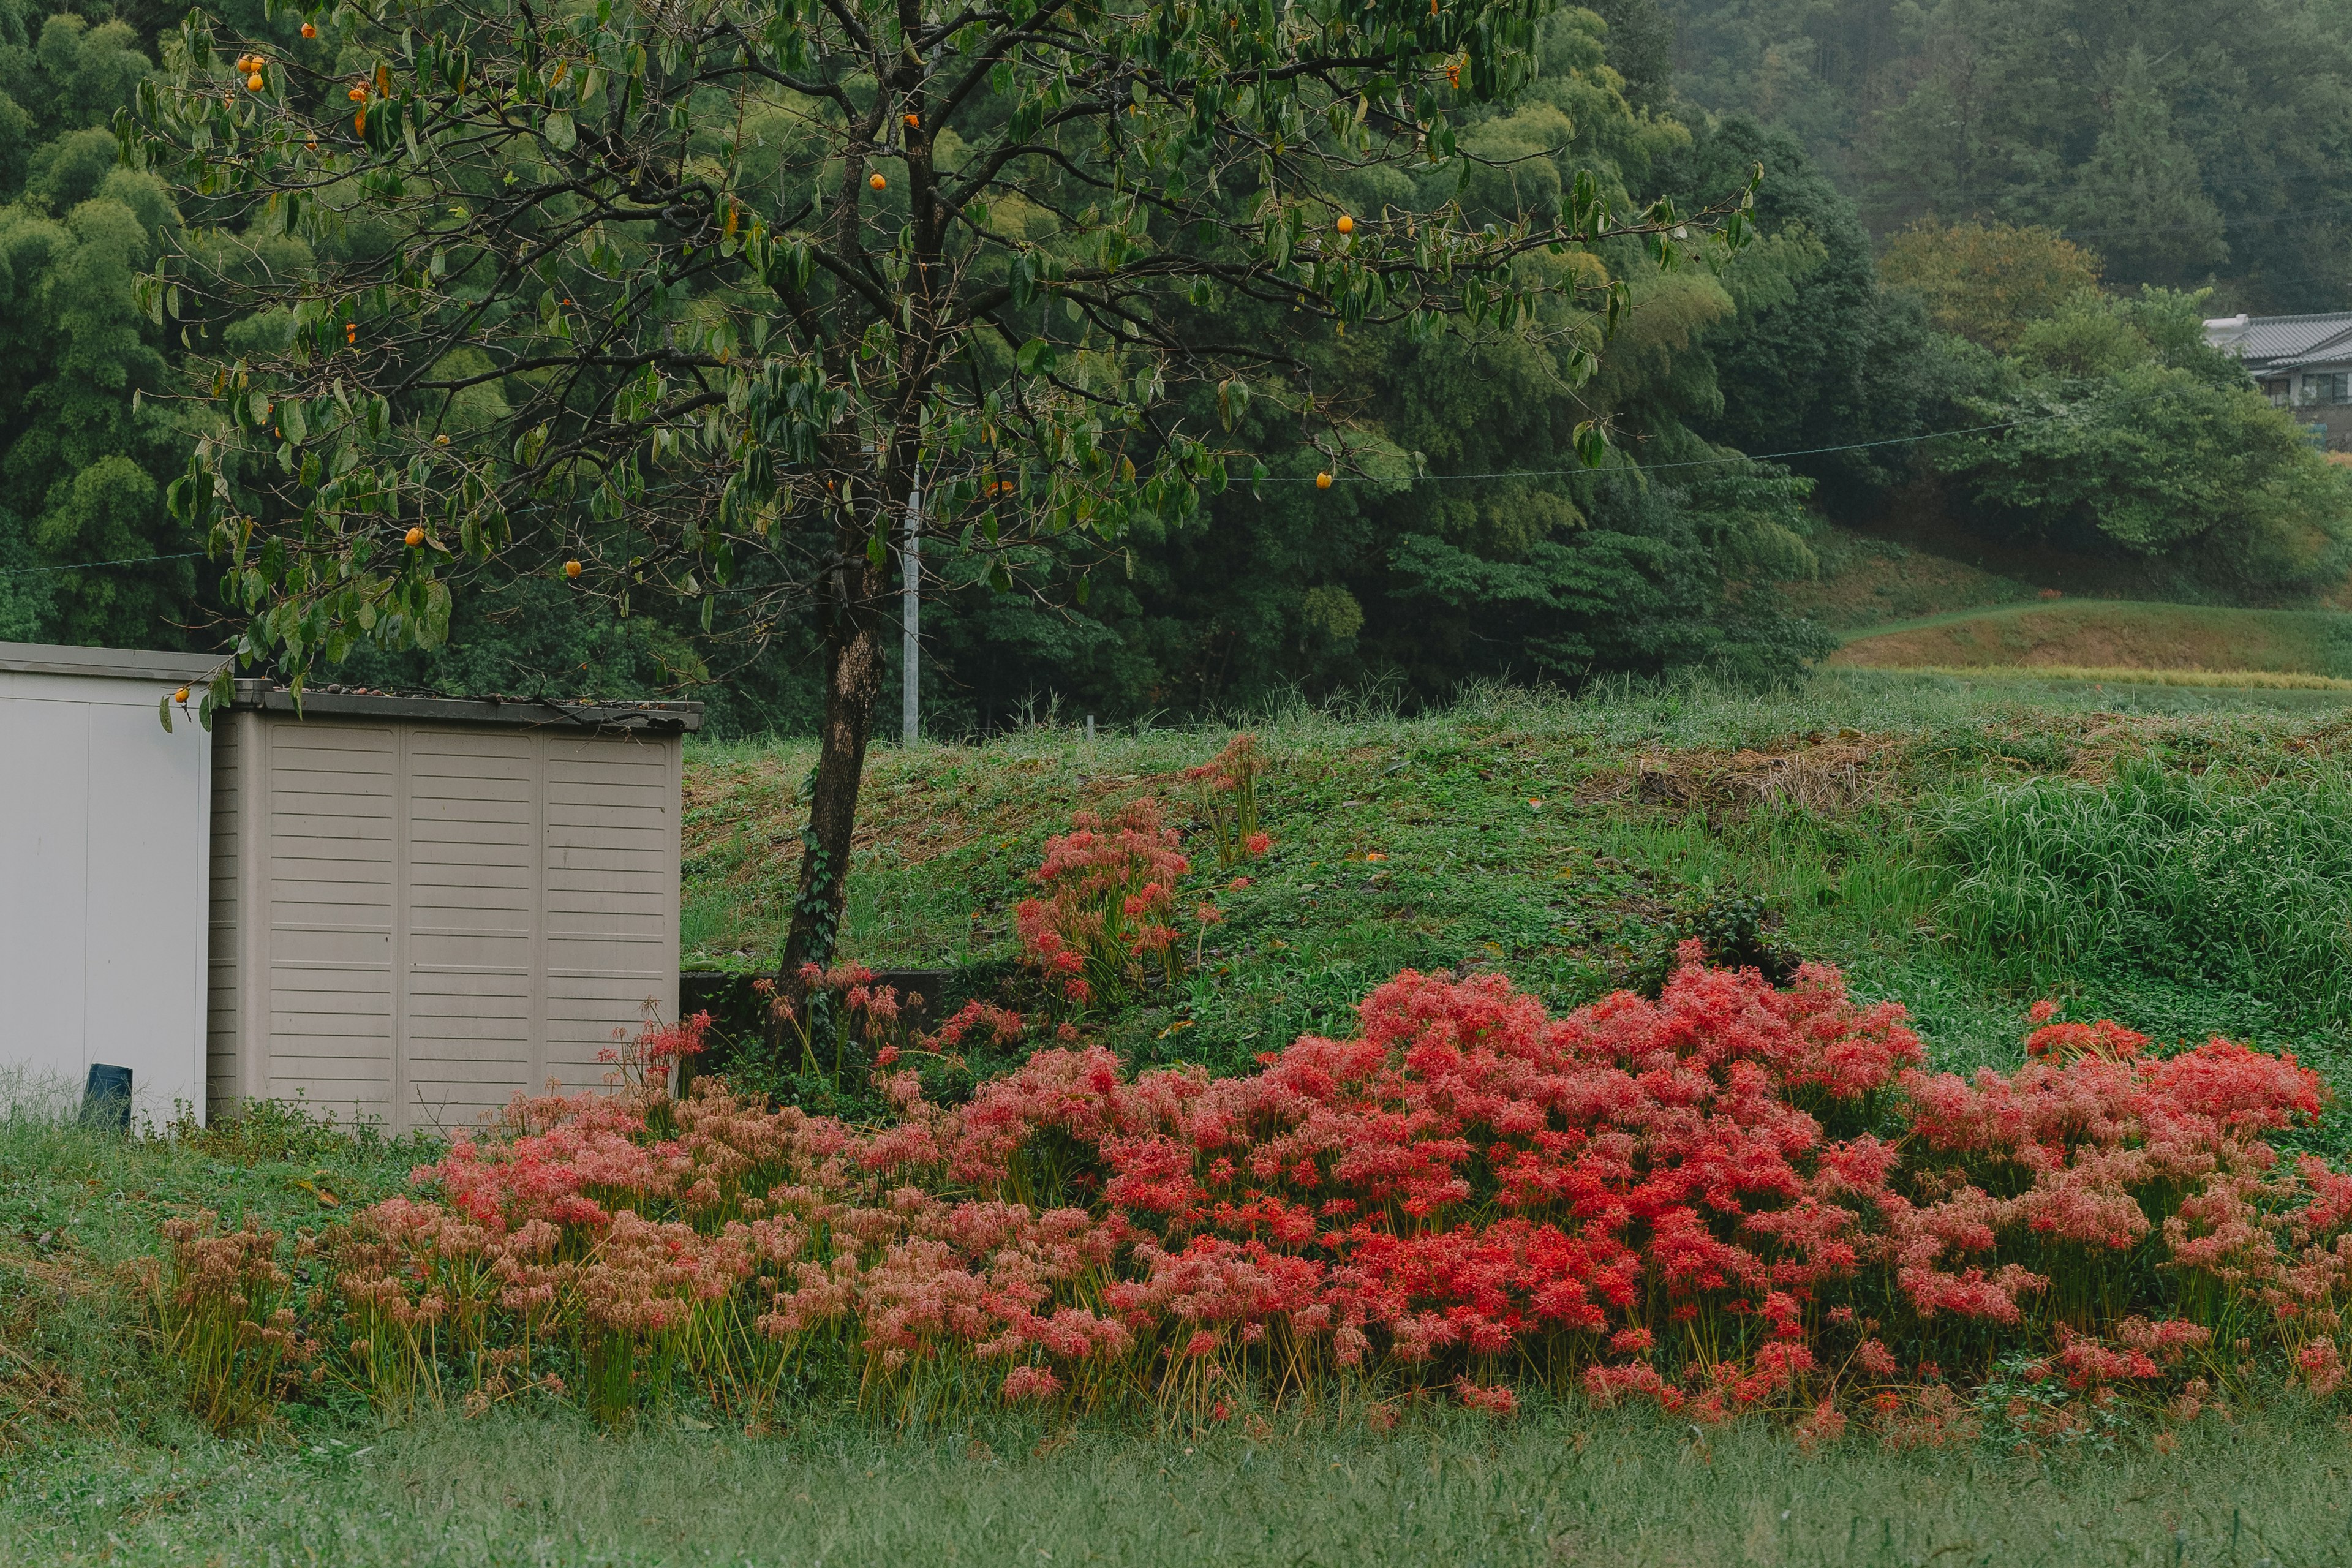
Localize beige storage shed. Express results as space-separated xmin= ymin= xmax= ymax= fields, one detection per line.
xmin=208 ymin=682 xmax=700 ymax=1134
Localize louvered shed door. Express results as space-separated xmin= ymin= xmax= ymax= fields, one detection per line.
xmin=251 ymin=722 xmax=678 ymax=1133
xmin=258 ymin=723 xmax=399 ymax=1119
xmin=401 ymin=731 xmax=538 ymax=1131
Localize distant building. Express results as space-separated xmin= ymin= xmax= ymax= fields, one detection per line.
xmin=2204 ymin=312 xmax=2352 ymax=449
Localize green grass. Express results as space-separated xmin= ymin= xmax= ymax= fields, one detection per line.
xmin=684 ymin=671 xmax=2352 ymax=1089
xmin=14 ymin=1395 xmax=2352 ymax=1566
xmin=1928 ymin=760 xmax=2352 ymax=1024
xmin=23 ymin=668 xmax=2352 ymax=1563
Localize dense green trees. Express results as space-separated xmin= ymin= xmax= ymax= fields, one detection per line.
xmin=0 ymin=6 xmax=196 ymax=646
xmin=1664 ymin=0 xmax=2352 ymax=309
xmin=1649 ymin=0 xmax=2352 ymax=607
xmin=897 ymin=16 xmax=1842 ymax=725
xmin=1929 ymin=290 xmax=2352 ymax=591
xmin=7 ymin=0 xmax=2342 ymax=738
xmin=1877 ymin=221 xmax=2103 ymax=354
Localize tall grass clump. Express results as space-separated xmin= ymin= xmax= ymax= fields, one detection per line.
xmin=1926 ymin=758 xmax=2352 ymax=1020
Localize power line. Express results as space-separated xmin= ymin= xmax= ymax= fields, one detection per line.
xmin=1851 ymin=193 xmax=2352 ymax=243
xmin=0 ymin=390 xmax=2201 ymax=532
xmin=1258 ymin=387 xmax=2187 ymax=485
xmin=0 ymin=551 xmax=205 ymax=578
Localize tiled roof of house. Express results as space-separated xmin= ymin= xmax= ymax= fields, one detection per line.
xmin=2204 ymin=311 xmax=2352 ymax=369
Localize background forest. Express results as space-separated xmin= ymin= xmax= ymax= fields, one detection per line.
xmin=7 ymin=0 xmax=2352 ymax=733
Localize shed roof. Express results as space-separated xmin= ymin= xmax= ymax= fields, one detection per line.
xmin=2204 ymin=311 xmax=2352 ymax=370
xmin=227 ymin=680 xmax=703 ymax=732
xmin=0 ymin=640 xmax=225 ymax=682
xmin=0 ymin=644 xmax=700 ymax=731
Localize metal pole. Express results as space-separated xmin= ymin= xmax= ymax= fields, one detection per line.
xmin=901 ymin=468 xmax=921 ymax=746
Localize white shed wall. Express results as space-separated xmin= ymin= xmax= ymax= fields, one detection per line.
xmin=0 ymin=665 xmax=213 ymax=1123
xmin=211 ymin=714 xmax=681 ymax=1135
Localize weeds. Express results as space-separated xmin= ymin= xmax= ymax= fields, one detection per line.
xmin=1929 ymin=758 xmax=2352 ymax=1022
xmin=166 ymin=1097 xmax=395 ymax=1164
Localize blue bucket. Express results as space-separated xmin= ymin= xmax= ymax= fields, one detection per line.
xmin=80 ymin=1064 xmax=132 ymax=1133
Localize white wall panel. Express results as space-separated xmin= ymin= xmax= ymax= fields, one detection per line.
xmin=0 ymin=660 xmax=212 ymax=1125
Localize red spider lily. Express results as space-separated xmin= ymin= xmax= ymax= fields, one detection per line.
xmin=1183 ymin=734 xmax=1269 ymax=866
xmin=190 ymin=946 xmax=2349 ymax=1428
xmin=1455 ymin=1378 xmax=1517 ymax=1414
xmin=1016 ymin=799 xmax=1192 ymax=1008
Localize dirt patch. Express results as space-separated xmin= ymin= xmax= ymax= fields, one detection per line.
xmin=0 ymin=1244 xmax=102 ymax=1447
xmin=0 ymin=1346 xmax=83 ymax=1449
xmin=1579 ymin=735 xmax=1895 ymax=820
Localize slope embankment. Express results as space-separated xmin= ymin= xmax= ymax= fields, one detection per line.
xmin=1829 ymin=600 xmax=2352 ymax=687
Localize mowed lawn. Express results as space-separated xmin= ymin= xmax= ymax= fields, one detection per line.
xmin=15 ymin=669 xmax=2352 ymax=1565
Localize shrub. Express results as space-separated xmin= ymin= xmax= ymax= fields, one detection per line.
xmin=1634 ymin=886 xmax=1799 ymax=995
xmin=155 ymin=949 xmax=2352 ymax=1431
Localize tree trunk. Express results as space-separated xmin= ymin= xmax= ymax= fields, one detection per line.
xmin=774 ymin=557 xmax=887 ymax=1005
xmin=771 ymin=59 xmax=936 ymax=1044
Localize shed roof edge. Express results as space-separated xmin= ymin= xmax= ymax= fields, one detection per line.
xmin=0 ymin=641 xmax=226 ymax=682
xmin=228 ymin=681 xmax=703 ymax=732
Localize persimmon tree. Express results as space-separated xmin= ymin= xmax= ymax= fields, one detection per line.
xmin=135 ymin=0 xmax=1752 ymax=991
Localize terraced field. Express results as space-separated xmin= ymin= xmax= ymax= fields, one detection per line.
xmin=1830 ymin=599 xmax=2352 ymax=687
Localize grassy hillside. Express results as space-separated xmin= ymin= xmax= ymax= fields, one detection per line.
xmin=1829 ymin=600 xmax=2352 ymax=682
xmin=684 ymin=671 xmax=2352 ymax=1099
xmin=1773 ymin=526 xmax=2040 ymax=632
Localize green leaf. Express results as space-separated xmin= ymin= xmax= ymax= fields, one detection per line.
xmin=1016 ymin=338 xmax=1057 ymax=377
xmin=1218 ymin=377 xmax=1251 ymax=431
xmin=1574 ymin=421 xmax=1608 ymax=467
xmin=545 ymin=110 xmax=576 ymax=150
